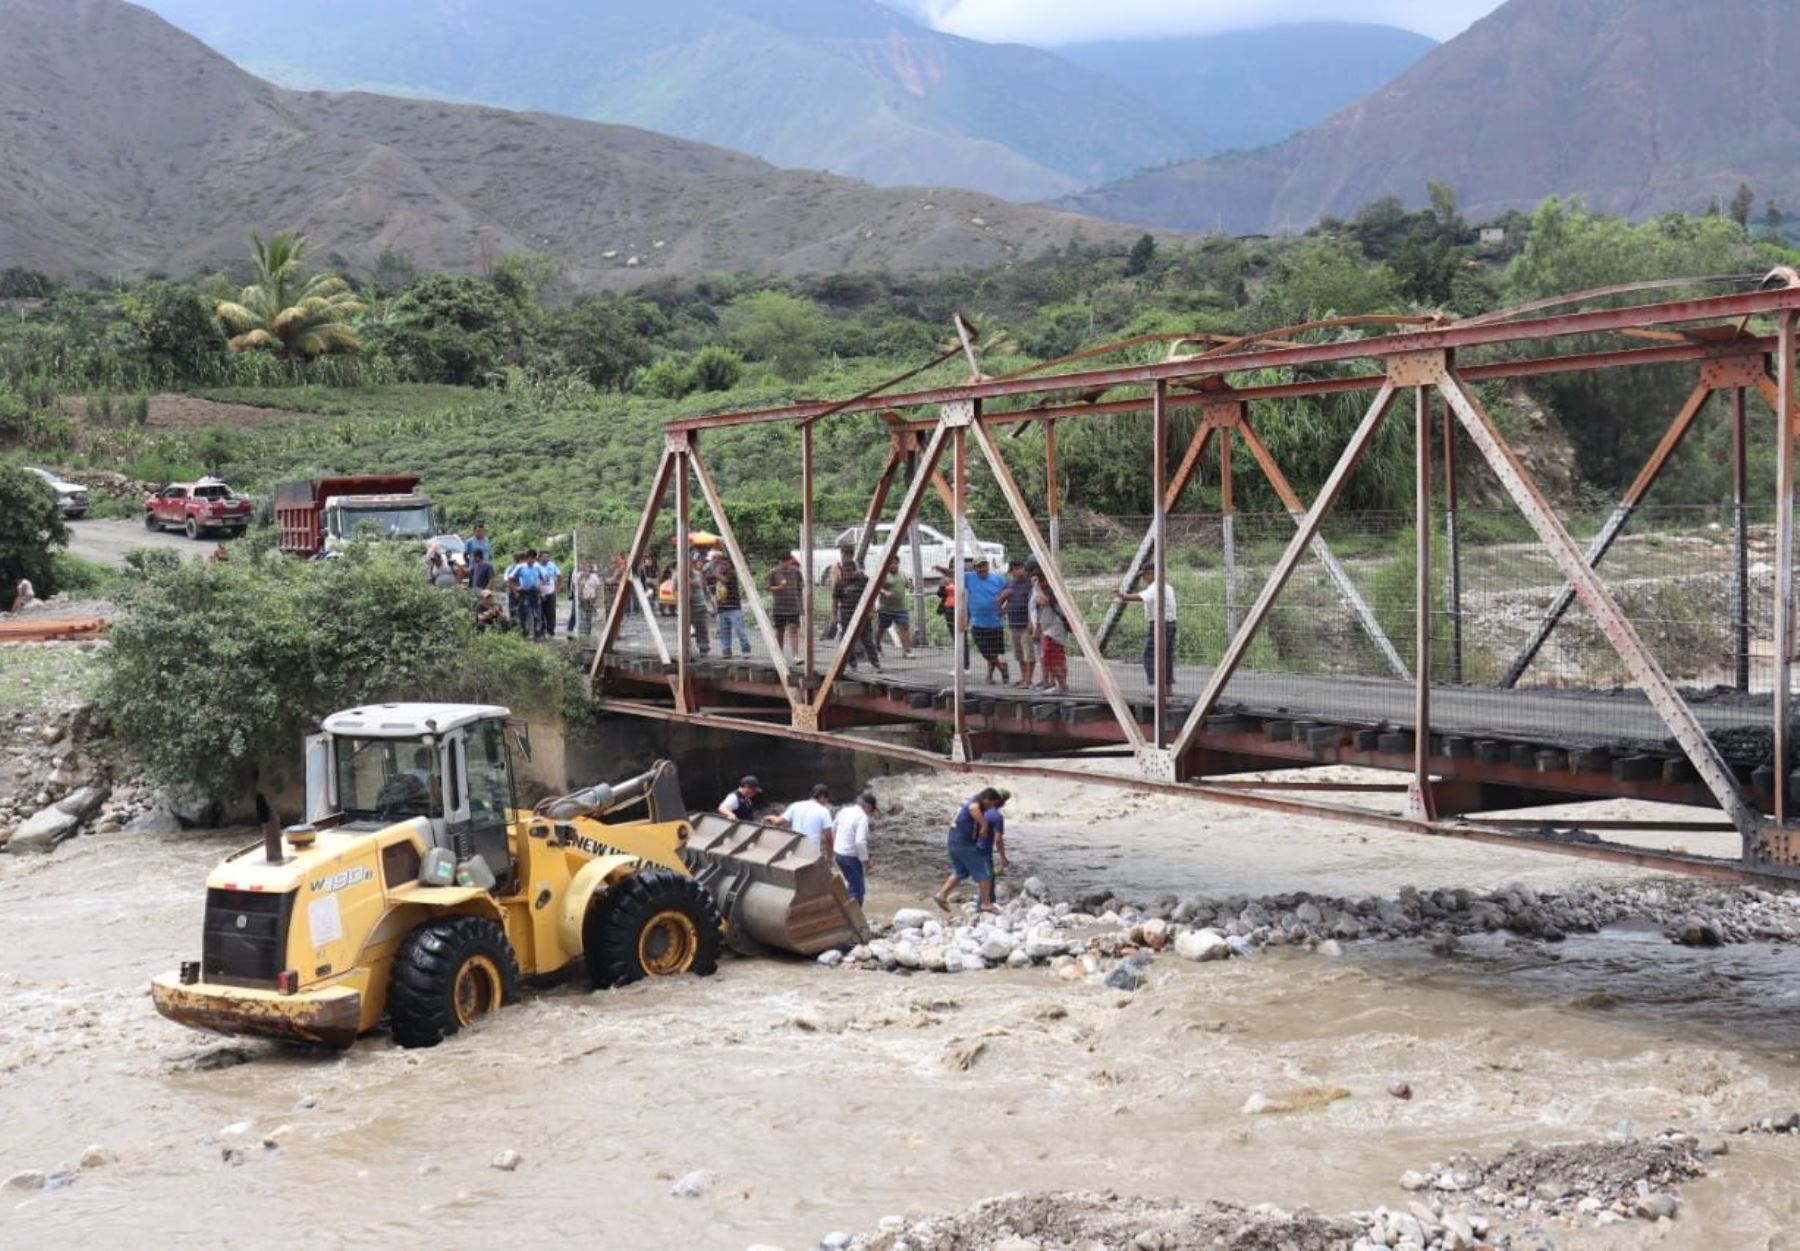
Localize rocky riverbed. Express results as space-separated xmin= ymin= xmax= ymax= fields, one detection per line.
xmin=822 ymin=875 xmax=1800 ymax=991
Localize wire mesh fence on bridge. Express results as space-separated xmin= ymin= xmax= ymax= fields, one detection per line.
xmin=576 ymin=500 xmax=1779 ymax=756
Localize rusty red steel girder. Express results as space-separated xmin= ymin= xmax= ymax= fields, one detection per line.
xmin=594 ymin=276 xmax=1800 ymax=887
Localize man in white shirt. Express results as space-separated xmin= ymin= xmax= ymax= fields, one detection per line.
xmin=826 ymin=791 xmax=877 ymax=904
xmin=775 ymin=783 xmax=834 ymax=845
xmin=1116 ymin=568 xmax=1178 ymax=699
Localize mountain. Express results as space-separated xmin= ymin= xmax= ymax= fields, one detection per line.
xmin=1055 ymin=25 xmax=1435 ymax=157
xmin=1061 ymin=0 xmax=1800 ymax=234
xmin=132 ymin=0 xmax=1197 ymax=202
xmin=0 ymin=0 xmax=1163 ymax=288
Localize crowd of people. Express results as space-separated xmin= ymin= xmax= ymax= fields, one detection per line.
xmin=716 ymin=774 xmax=1013 ymax=915
xmin=718 ymin=773 xmax=1016 ymax=915
xmin=422 ymin=523 xmax=611 ymax=642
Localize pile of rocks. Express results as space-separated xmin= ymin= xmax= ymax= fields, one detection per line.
xmin=824 ymin=878 xmax=1800 ymax=985
xmin=1382 ymin=1132 xmax=1709 ymax=1241
xmin=0 ymin=703 xmax=162 ymax=854
xmin=833 ymin=1134 xmax=1709 ymax=1251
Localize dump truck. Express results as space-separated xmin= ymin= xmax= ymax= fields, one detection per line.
xmin=273 ymin=474 xmax=435 ymax=557
xmin=150 ymin=702 xmax=868 ymax=1048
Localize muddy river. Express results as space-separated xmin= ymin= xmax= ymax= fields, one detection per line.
xmin=3 ymin=770 xmax=1798 ymax=1249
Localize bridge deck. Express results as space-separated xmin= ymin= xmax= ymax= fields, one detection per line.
xmin=595 ymin=616 xmax=1782 ymax=812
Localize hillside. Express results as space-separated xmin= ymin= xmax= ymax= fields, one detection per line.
xmin=0 ymin=0 xmax=1162 ymax=287
xmin=1061 ymin=0 xmax=1800 ymax=234
xmin=1056 ymin=24 xmax=1435 ymax=157
xmin=133 ymin=0 xmax=1196 ymax=202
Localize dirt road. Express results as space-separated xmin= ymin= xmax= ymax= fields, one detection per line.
xmin=64 ymin=519 xmax=239 ymax=568
xmin=3 ymin=768 xmax=1797 ymax=1249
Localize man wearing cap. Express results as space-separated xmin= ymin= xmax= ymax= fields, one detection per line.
xmin=775 ymin=783 xmax=835 ymax=845
xmin=826 ymin=791 xmax=877 ymax=905
xmin=934 ymin=554 xmax=1010 ymax=684
xmin=718 ymin=776 xmax=763 ymax=821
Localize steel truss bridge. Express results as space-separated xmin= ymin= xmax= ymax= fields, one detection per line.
xmin=586 ymin=276 xmax=1800 ymax=887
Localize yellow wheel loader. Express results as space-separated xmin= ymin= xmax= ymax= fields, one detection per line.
xmin=150 ymin=703 xmax=869 ymax=1049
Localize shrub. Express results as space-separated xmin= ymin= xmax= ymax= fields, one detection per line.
xmin=0 ymin=461 xmax=70 ymax=606
xmin=99 ymin=545 xmax=579 ymax=805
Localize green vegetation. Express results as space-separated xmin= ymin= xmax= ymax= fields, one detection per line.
xmin=98 ymin=545 xmax=583 ymax=803
xmin=3 ymin=188 xmax=1797 ymax=559
xmin=217 ymin=231 xmax=364 ymax=358
xmin=0 ymin=462 xmax=70 ymax=606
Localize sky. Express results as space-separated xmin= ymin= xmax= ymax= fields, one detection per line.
xmin=909 ymin=0 xmax=1509 ymax=44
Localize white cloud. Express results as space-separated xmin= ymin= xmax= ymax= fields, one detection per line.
xmin=917 ymin=0 xmax=1507 ymax=44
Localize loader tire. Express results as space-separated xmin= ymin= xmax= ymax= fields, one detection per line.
xmin=388 ymin=916 xmax=519 ymax=1048
xmin=584 ymin=869 xmax=722 ymax=989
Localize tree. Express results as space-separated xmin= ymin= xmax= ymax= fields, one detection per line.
xmin=687 ymin=346 xmax=743 ymax=393
xmin=216 ymin=230 xmax=364 ymax=358
xmin=98 ymin=546 xmax=571 ymax=805
xmin=1767 ymin=200 xmax=1785 ymax=235
xmin=724 ymin=290 xmax=825 ymax=382
xmin=378 ymin=274 xmax=514 ymax=385
xmin=0 ymin=462 xmax=70 ymax=608
xmin=1730 ymin=183 xmax=1756 ymax=230
xmin=1124 ymin=233 xmax=1158 ymax=277
xmin=121 ymin=283 xmax=225 ymax=382
xmin=543 ymin=298 xmax=661 ymax=391
xmin=0 ymin=267 xmax=56 ymax=299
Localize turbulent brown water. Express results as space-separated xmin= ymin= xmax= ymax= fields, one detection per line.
xmin=4 ymin=773 xmax=1799 ymax=1250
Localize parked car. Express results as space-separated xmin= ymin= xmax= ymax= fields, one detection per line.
xmin=145 ymin=477 xmax=252 ymax=539
xmin=792 ymin=522 xmax=1003 ymax=585
xmin=25 ymin=467 xmax=89 ymax=519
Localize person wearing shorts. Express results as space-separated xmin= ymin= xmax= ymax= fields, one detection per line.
xmin=933 ymin=787 xmax=1002 ymax=914
xmin=768 ymin=553 xmax=804 ymax=662
xmin=938 ymin=556 xmax=1009 ymax=684
xmin=876 ymin=568 xmax=912 ymax=659
xmin=998 ymin=561 xmax=1036 ymax=689
xmin=1033 ymin=573 xmax=1070 ymax=693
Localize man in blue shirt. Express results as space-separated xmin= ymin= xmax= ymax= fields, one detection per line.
xmin=469 ymin=550 xmax=494 ymax=592
xmin=936 ymin=555 xmax=1010 ymax=684
xmin=512 ymin=549 xmax=543 ymax=639
xmin=465 ymin=522 xmax=491 ymax=563
xmin=536 ymin=552 xmax=561 ymax=639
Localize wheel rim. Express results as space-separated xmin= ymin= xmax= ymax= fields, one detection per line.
xmin=638 ymin=910 xmax=699 ymax=976
xmin=451 ymin=954 xmax=503 ymax=1026
xmin=185 ymin=519 xmax=196 ymax=538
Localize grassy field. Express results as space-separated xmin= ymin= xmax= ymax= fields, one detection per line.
xmin=189 ymin=384 xmax=491 ymax=420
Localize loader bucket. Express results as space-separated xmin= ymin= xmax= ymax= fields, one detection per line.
xmin=684 ymin=813 xmax=872 ymax=956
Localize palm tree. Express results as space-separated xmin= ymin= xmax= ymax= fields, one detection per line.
xmin=216 ymin=230 xmax=364 ymax=358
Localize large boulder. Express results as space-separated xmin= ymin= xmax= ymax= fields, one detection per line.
xmin=1174 ymin=928 xmax=1229 ymax=962
xmin=56 ymin=784 xmax=109 ymax=821
xmin=123 ymin=806 xmax=183 ymax=835
xmin=8 ymin=804 xmax=80 ymax=852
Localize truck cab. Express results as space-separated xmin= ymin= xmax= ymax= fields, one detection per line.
xmin=321 ymin=493 xmax=435 ymax=549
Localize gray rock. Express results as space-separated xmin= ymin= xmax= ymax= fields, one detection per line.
xmin=1634 ymin=1192 xmax=1679 ymax=1221
xmin=819 ymin=1234 xmax=853 ymax=1250
xmin=1296 ymin=901 xmax=1324 ymax=925
xmin=890 ymin=908 xmax=937 ymax=930
xmin=816 ymin=949 xmax=844 ymax=967
xmin=1398 ymin=1170 xmax=1430 ymax=1191
xmin=1021 ymin=876 xmax=1046 ymax=899
xmin=670 ymin=1168 xmax=722 ymax=1197
xmin=123 ymin=806 xmax=183 ymax=835
xmin=1104 ymin=962 xmax=1146 ymax=991
xmin=490 ymin=1148 xmax=523 ymax=1172
xmin=8 ymin=804 xmax=79 ymax=852
xmin=3 ymin=1169 xmax=46 ymax=1191
xmin=56 ymin=784 xmax=108 ymax=821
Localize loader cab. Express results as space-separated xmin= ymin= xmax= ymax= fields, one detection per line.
xmin=312 ymin=703 xmax=521 ymax=891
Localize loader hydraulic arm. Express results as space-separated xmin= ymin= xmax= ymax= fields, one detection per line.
xmin=539 ymin=759 xmax=688 ymax=825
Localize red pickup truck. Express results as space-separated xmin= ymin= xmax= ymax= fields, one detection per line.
xmin=145 ymin=478 xmax=253 ymax=540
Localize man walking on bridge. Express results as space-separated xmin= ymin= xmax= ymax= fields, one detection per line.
xmin=1117 ymin=567 xmax=1177 ymax=700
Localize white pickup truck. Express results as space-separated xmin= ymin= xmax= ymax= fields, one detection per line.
xmin=793 ymin=522 xmax=1005 ymax=585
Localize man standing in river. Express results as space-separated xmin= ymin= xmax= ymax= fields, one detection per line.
xmin=827 ymin=791 xmax=877 ymax=905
